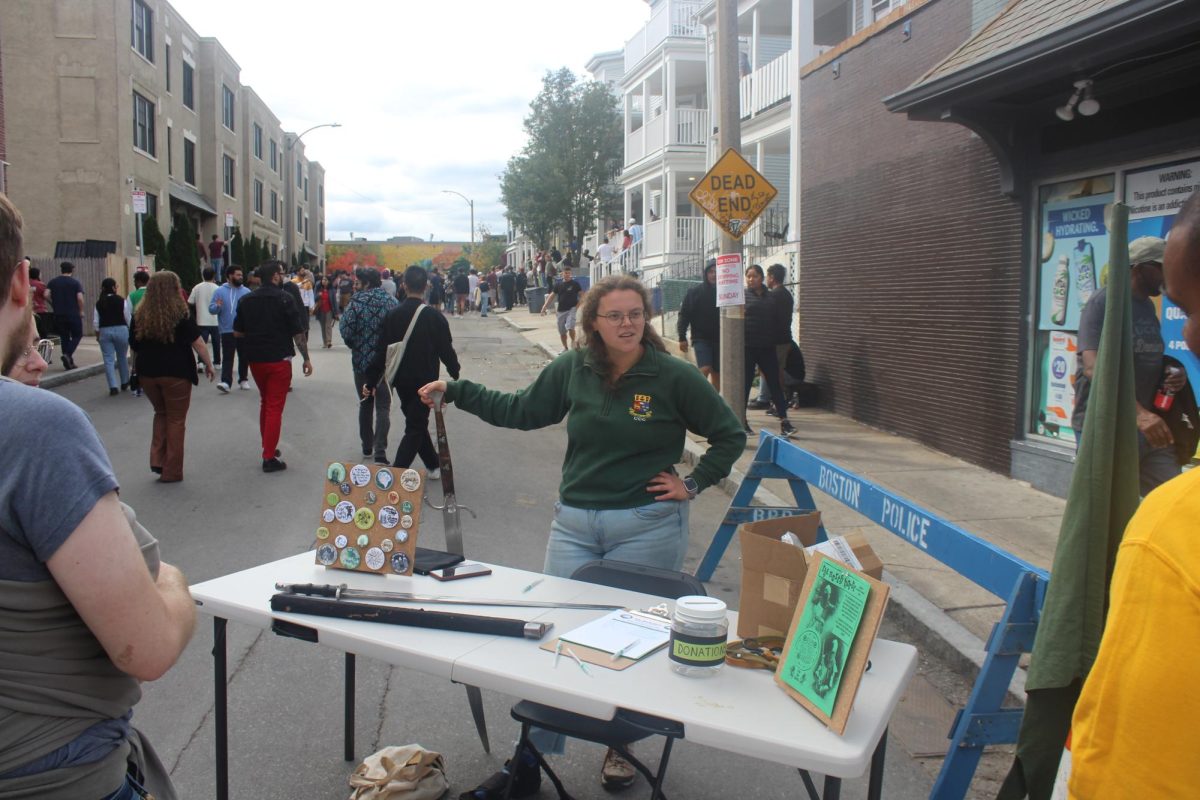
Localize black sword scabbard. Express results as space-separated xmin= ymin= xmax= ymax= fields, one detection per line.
xmin=269 ymin=594 xmax=550 ymax=639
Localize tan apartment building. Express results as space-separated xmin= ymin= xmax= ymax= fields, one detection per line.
xmin=0 ymin=0 xmax=326 ymax=268
xmin=284 ymin=136 xmax=326 ymax=267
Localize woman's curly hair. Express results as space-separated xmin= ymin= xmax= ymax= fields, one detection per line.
xmin=577 ymin=274 xmax=665 ymax=391
xmin=134 ymin=271 xmax=189 ymax=343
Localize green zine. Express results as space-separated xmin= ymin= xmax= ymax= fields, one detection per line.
xmin=779 ymin=557 xmax=871 ymax=716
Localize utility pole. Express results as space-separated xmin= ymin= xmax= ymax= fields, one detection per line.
xmin=716 ymin=0 xmax=745 ymax=421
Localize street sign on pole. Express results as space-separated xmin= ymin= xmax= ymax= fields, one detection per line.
xmin=715 ymin=253 xmax=744 ymax=307
xmin=224 ymin=211 xmax=235 ymax=229
xmin=689 ymin=148 xmax=777 ymax=239
xmin=131 ymin=190 xmax=147 ymax=215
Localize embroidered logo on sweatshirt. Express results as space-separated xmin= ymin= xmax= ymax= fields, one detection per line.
xmin=629 ymin=394 xmax=653 ymax=422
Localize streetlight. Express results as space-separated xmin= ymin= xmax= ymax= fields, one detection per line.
xmin=442 ymin=189 xmax=475 ymax=252
xmin=285 ymin=122 xmax=341 ymax=266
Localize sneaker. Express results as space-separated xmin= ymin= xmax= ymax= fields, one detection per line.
xmin=109 ymin=387 xmax=119 ymax=396
xmin=462 ymin=754 xmax=541 ymax=799
xmin=238 ymin=381 xmax=251 ymax=390
xmin=217 ymin=382 xmax=230 ymax=394
xmin=780 ymin=420 xmax=796 ymax=439
xmin=601 ymin=747 xmax=637 ymax=789
xmin=262 ymin=457 xmax=288 ymax=473
xmin=362 ymin=447 xmax=372 ymax=457
xmin=746 ymin=399 xmax=768 ymax=411
xmin=132 ymin=388 xmax=143 ymax=397
xmin=765 ymin=406 xmax=778 ymax=417
xmin=374 ymin=453 xmax=390 ymax=465
xmin=428 ymin=468 xmax=442 ymax=480
xmin=743 ymin=421 xmax=753 ymax=436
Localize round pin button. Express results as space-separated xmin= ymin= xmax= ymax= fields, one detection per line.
xmin=380 ymin=538 xmax=394 ymax=552
xmin=365 ymin=490 xmax=378 ymax=505
xmin=327 ymin=493 xmax=339 ymax=507
xmin=375 ymin=468 xmax=395 ymax=490
xmin=322 ymin=508 xmax=336 ymax=523
xmin=400 ymin=514 xmax=414 ymax=530
xmin=400 ymin=469 xmax=421 ymax=492
xmin=316 ymin=543 xmax=338 ymax=565
xmin=340 ymin=547 xmax=362 ymax=569
xmin=388 ymin=491 xmax=400 ymax=505
xmin=390 ymin=552 xmax=411 ymax=574
xmin=400 ymin=500 xmax=413 ymax=514
xmin=334 ymin=534 xmax=348 ymax=549
xmin=316 ymin=527 xmax=330 ymax=540
xmin=340 ymin=482 xmax=352 ymax=496
xmin=395 ymin=530 xmax=409 ymax=544
xmin=354 ymin=507 xmax=375 ymax=530
xmin=356 ymin=533 xmax=370 ymax=547
xmin=327 ymin=463 xmax=347 ymax=484
xmin=334 ymin=501 xmax=355 ymax=524
xmin=350 ymin=464 xmax=371 ymax=487
xmin=378 ymin=506 xmax=399 ymax=529
xmin=365 ymin=547 xmax=386 ymax=570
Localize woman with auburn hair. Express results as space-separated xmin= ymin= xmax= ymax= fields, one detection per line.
xmin=129 ymin=271 xmax=214 ymax=482
xmin=420 ymin=274 xmax=744 ymax=795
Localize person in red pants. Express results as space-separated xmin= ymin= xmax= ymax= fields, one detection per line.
xmin=233 ymin=261 xmax=311 ymax=472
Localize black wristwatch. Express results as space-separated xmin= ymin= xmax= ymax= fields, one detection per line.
xmin=682 ymin=475 xmax=700 ymax=500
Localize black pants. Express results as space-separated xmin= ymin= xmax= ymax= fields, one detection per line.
xmin=392 ymin=385 xmax=439 ymax=470
xmin=744 ymin=346 xmax=789 ymax=420
xmin=55 ymin=314 xmax=83 ymax=356
xmin=220 ymin=332 xmax=248 ymax=385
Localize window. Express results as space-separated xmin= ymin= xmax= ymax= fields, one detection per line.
xmin=166 ymin=126 xmax=173 ymax=175
xmin=870 ymin=0 xmax=904 ymax=21
xmin=253 ymin=123 xmax=263 ymax=159
xmin=296 ymin=205 xmax=303 ymax=232
xmin=304 ymin=215 xmax=309 ymax=238
xmin=270 ymin=189 xmax=279 ymax=222
xmin=253 ymin=179 xmax=264 ymax=215
xmin=222 ymin=154 xmax=235 ymax=197
xmin=183 ymin=137 xmax=196 ymax=185
xmin=319 ymin=221 xmax=325 ymax=244
xmin=165 ymin=45 xmax=171 ymax=91
xmin=131 ymin=0 xmax=153 ymax=62
xmin=182 ymin=60 xmax=194 ymax=109
xmin=133 ymin=91 xmax=156 ymax=156
xmin=271 ymin=242 xmax=278 ymax=257
xmin=144 ymin=192 xmax=158 ymax=216
xmin=303 ymin=176 xmax=308 ymax=202
xmin=296 ymin=160 xmax=302 ymax=188
xmin=222 ymin=85 xmax=235 ymax=131
xmin=269 ymin=139 xmax=278 ymax=172
xmin=319 ymin=184 xmax=324 ymax=208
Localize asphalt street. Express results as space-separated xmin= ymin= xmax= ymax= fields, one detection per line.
xmin=50 ymin=314 xmax=940 ymax=799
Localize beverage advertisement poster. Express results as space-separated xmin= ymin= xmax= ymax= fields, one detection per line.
xmin=1036 ymin=331 xmax=1078 ymax=443
xmin=1038 ymin=194 xmax=1113 ymax=331
xmin=1124 ymin=159 xmax=1200 ymax=391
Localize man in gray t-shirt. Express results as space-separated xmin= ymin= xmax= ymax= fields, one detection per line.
xmin=1072 ymin=235 xmax=1188 ymax=495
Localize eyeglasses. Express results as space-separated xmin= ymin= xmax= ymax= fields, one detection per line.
xmin=20 ymin=338 xmax=54 ymax=363
xmin=597 ymin=309 xmax=645 ymax=325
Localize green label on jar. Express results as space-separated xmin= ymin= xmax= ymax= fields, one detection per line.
xmin=669 ymin=631 xmax=727 ymax=667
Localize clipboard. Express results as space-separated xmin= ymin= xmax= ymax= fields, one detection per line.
xmin=539 ymin=608 xmax=672 ymax=671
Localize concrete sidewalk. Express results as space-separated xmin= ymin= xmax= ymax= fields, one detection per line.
xmin=491 ymin=303 xmax=1062 ymax=689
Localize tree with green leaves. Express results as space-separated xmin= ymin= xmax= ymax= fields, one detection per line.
xmin=501 ymin=68 xmax=622 ymax=248
xmin=141 ymin=214 xmax=169 ymax=270
xmin=245 ymin=233 xmax=261 ymax=270
xmin=260 ymin=240 xmax=272 ymax=264
xmin=230 ymin=228 xmax=245 ymax=267
xmin=469 ymin=224 xmax=507 ymax=270
xmin=167 ymin=213 xmax=201 ymax=290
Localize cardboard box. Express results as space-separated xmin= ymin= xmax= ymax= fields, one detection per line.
xmin=736 ymin=513 xmax=883 ymax=639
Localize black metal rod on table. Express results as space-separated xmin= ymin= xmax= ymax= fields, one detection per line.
xmin=867 ymin=727 xmax=888 ymax=800
xmin=822 ymin=775 xmax=841 ymax=800
xmin=213 ymin=617 xmax=228 ymax=800
xmin=344 ymin=653 xmax=356 ymax=761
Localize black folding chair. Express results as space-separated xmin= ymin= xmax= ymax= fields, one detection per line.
xmin=503 ymin=560 xmax=706 ymax=800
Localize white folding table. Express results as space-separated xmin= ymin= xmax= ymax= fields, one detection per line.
xmin=190 ymin=552 xmax=916 ymax=800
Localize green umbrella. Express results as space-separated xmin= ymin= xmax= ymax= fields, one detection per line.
xmin=998 ymin=203 xmax=1140 ymax=800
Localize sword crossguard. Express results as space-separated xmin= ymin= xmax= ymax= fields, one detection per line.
xmin=423 ymin=496 xmax=477 ymax=518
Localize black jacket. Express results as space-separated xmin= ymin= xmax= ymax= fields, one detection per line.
xmin=365 ymin=297 xmax=461 ymax=390
xmin=743 ymin=286 xmax=777 ymax=348
xmin=769 ymin=285 xmax=794 ymax=345
xmin=677 ymin=280 xmax=719 ymax=343
xmin=233 ymin=285 xmax=303 ymax=363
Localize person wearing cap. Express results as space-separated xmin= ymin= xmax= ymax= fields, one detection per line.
xmin=628 ymin=217 xmax=643 ymax=244
xmin=1072 ymin=234 xmax=1187 ymax=495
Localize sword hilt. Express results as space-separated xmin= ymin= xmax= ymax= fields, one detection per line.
xmin=423 ymin=496 xmax=477 ymax=518
xmin=275 ymin=582 xmax=346 ymax=598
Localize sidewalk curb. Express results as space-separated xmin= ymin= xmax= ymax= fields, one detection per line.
xmin=678 ymin=436 xmax=1027 ymax=703
xmin=42 ymin=364 xmax=105 ymax=390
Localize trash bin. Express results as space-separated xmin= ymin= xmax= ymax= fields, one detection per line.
xmin=527 ymin=287 xmax=547 ymax=314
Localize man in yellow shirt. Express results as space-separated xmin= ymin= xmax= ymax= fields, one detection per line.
xmin=1069 ymin=192 xmax=1200 ymax=798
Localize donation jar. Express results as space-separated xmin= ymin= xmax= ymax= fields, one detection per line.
xmin=668 ymin=596 xmax=728 ymax=677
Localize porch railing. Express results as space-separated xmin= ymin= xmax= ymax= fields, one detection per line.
xmin=740 ymin=50 xmax=793 ymax=119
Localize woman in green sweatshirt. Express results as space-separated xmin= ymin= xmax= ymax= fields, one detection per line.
xmin=419 ymin=274 xmax=744 ymax=577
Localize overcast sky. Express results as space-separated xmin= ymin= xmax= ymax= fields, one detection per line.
xmin=168 ymin=0 xmax=649 ymax=243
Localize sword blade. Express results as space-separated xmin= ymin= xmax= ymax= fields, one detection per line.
xmin=276 ymin=583 xmax=624 ymax=611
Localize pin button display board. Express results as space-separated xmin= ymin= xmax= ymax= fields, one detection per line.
xmin=315 ymin=462 xmax=424 ymax=575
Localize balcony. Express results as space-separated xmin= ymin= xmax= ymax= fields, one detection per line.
xmin=740 ymin=50 xmax=793 ymax=119
xmin=642 ymin=216 xmax=706 ymax=258
xmin=625 ymin=0 xmax=704 ymax=73
xmin=675 ymin=108 xmax=709 ymax=145
xmin=626 ymin=108 xmax=710 ymax=167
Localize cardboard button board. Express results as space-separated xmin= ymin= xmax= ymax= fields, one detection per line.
xmin=689 ymin=147 xmax=778 ymax=239
xmin=315 ymin=462 xmax=424 ymax=575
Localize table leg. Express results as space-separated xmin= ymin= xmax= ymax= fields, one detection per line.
xmin=822 ymin=775 xmax=841 ymax=800
xmin=345 ymin=653 xmax=356 ymax=761
xmin=464 ymin=684 xmax=490 ymax=753
xmin=867 ymin=728 xmax=887 ymax=800
xmin=214 ymin=617 xmax=228 ymax=800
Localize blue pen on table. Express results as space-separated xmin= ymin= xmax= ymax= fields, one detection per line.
xmin=564 ymin=646 xmax=591 ymax=676
xmin=610 ymin=638 xmax=640 ymax=662
xmin=522 ymin=578 xmax=544 ymax=594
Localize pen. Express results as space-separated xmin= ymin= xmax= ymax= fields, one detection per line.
xmin=564 ymin=646 xmax=591 ymax=676
xmin=611 ymin=638 xmax=639 ymax=662
xmin=554 ymin=640 xmax=563 ymax=669
xmin=522 ymin=578 xmax=544 ymax=594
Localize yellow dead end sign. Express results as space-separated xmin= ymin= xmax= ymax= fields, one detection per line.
xmin=689 ymin=148 xmax=778 ymax=239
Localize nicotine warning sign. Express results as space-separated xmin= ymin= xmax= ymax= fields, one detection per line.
xmin=689 ymin=148 xmax=778 ymax=240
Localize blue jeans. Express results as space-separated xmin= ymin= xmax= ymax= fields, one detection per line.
xmin=211 ymin=257 xmax=224 ymax=282
xmin=98 ymin=326 xmax=130 ymax=389
xmin=479 ymin=291 xmax=490 ymax=316
xmin=101 ymin=771 xmax=148 ymax=800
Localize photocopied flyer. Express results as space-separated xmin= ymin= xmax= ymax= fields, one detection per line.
xmin=779 ymin=557 xmax=871 ymax=717
xmin=558 ymin=609 xmax=673 ymax=660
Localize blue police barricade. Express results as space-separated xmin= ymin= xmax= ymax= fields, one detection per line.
xmin=697 ymin=433 xmax=1049 ymax=800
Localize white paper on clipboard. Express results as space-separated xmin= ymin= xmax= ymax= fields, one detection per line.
xmin=558 ymin=609 xmax=673 ymax=660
